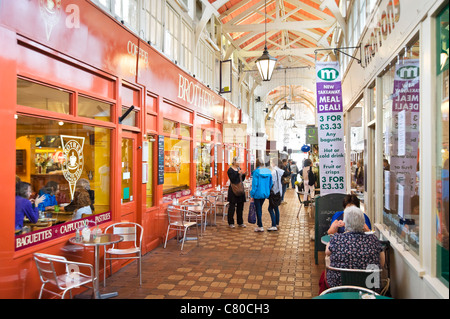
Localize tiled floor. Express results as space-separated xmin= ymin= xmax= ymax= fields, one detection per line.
xmin=101 ymin=189 xmax=326 ymax=299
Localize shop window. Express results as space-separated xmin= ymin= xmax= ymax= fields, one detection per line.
xmin=369 ymin=83 xmax=376 ymax=122
xmin=17 ymin=78 xmax=70 ymax=114
xmin=435 ymin=5 xmax=449 ymax=287
xmin=121 ymin=106 xmax=138 ymax=127
xmin=196 ymin=142 xmax=212 ymax=187
xmin=78 ymin=96 xmax=112 ymax=122
xmin=382 ymin=37 xmax=421 ymax=256
xmin=349 ymin=99 xmax=365 ymax=209
xmin=180 ymin=124 xmax=191 ymax=138
xmin=15 ymin=116 xmax=111 ymax=235
xmin=163 ymin=119 xmax=178 ymax=135
xmin=121 ymin=137 xmax=134 ymax=204
xmin=163 ymin=138 xmax=190 ymax=196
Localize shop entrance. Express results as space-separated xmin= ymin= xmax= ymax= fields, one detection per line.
xmin=120 ymin=131 xmax=138 ymax=220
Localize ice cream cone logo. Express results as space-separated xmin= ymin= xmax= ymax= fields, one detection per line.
xmin=39 ymin=0 xmax=62 ymax=41
xmin=60 ymin=135 xmax=85 ymax=200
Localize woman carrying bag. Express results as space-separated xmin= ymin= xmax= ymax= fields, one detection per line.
xmin=250 ymin=158 xmax=273 ymax=232
xmin=227 ymin=157 xmax=247 ymax=228
xmin=268 ymin=158 xmax=284 ymax=231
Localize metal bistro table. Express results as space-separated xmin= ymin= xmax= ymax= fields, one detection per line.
xmin=69 ymin=233 xmax=123 ymax=299
xmin=313 ymin=292 xmax=392 ymax=299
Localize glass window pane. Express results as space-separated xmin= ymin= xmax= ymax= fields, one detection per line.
xmin=15 ymin=116 xmax=111 ymax=235
xmin=121 ymin=107 xmax=138 ymax=127
xmin=163 ymin=138 xmax=190 ymax=197
xmin=163 ymin=119 xmax=177 ymax=135
xmin=17 ymin=79 xmax=70 ymax=114
xmin=196 ymin=142 xmax=211 ymax=187
xmin=349 ymin=100 xmax=365 ymax=210
xmin=121 ymin=137 xmax=134 ymax=203
xmin=435 ymin=5 xmax=449 ymax=287
xmin=78 ymin=96 xmax=111 ymax=122
xmin=180 ymin=124 xmax=191 ymax=138
xmin=382 ymin=38 xmax=421 ymax=256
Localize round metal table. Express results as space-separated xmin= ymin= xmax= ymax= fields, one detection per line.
xmin=69 ymin=233 xmax=123 ymax=299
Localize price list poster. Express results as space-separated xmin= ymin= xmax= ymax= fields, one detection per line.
xmin=315 ymin=61 xmax=346 ymax=195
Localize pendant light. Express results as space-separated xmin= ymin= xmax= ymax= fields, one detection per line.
xmin=280 ymin=68 xmax=291 ymax=120
xmin=255 ymin=0 xmax=277 ymax=81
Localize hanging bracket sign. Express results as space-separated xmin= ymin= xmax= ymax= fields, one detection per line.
xmin=315 ymin=61 xmax=346 ymax=195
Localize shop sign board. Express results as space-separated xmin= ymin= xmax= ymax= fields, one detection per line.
xmin=15 ymin=211 xmax=112 ymax=251
xmin=315 ymin=61 xmax=346 ymax=195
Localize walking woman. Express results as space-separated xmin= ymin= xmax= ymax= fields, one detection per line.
xmin=227 ymin=157 xmax=247 ymax=228
xmin=250 ymin=158 xmax=273 ymax=232
xmin=268 ymin=158 xmax=284 ymax=231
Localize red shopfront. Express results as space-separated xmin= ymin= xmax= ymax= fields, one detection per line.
xmin=0 ymin=0 xmax=240 ymax=299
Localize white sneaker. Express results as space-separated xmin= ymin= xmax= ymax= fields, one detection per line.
xmin=254 ymin=227 xmax=264 ymax=232
xmin=267 ymin=226 xmax=278 ymax=231
xmin=238 ymin=224 xmax=247 ymax=228
xmin=229 ymin=224 xmax=235 ymax=228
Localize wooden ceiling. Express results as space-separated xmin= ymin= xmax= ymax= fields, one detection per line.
xmin=208 ymin=0 xmax=344 ymax=70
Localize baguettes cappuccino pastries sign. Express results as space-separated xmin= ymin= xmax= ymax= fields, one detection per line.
xmin=315 ymin=61 xmax=346 ymax=195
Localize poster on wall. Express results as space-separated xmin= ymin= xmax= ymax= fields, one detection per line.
xmin=389 ymin=59 xmax=420 ymax=219
xmin=315 ymin=61 xmax=346 ymax=195
xmin=158 ymin=135 xmax=164 ymax=185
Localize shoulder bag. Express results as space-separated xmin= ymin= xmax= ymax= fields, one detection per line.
xmin=231 ymin=172 xmax=245 ymax=196
xmin=269 ymin=170 xmax=282 ymax=207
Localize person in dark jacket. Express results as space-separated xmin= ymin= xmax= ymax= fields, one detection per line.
xmin=227 ymin=157 xmax=247 ymax=228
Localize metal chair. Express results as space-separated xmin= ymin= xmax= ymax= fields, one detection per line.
xmin=164 ymin=206 xmax=199 ymax=250
xmin=214 ymin=190 xmax=229 ymax=221
xmin=320 ymin=285 xmax=380 ymax=296
xmin=33 ymin=253 xmax=96 ymax=299
xmin=296 ymin=190 xmax=305 ymax=219
xmin=327 ymin=266 xmax=383 ymax=291
xmin=104 ymin=222 xmax=143 ymax=286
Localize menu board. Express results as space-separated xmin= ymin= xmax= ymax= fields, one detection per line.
xmin=315 ymin=61 xmax=346 ymax=195
xmin=158 ymin=135 xmax=164 ymax=185
xmin=314 ymin=193 xmax=347 ymax=264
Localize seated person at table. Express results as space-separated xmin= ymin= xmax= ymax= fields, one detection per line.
xmin=72 ymin=189 xmax=93 ymax=220
xmin=327 ymin=194 xmax=371 ymax=234
xmin=325 ymin=206 xmax=385 ymax=291
xmin=65 ymin=179 xmax=95 ymax=212
xmin=37 ymin=181 xmax=59 ymax=211
xmin=15 ymin=181 xmax=45 ymax=231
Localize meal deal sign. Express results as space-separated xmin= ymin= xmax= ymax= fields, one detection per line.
xmin=316 ymin=61 xmax=346 ymax=195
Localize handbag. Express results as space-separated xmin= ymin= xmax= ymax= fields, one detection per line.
xmin=230 ymin=173 xmax=245 ymax=196
xmin=269 ymin=170 xmax=282 ymax=207
xmin=248 ymin=201 xmax=256 ymax=224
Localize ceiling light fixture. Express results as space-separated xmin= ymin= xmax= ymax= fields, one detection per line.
xmin=255 ymin=0 xmax=277 ymax=81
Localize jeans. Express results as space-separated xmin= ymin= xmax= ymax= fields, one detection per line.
xmin=253 ymin=198 xmax=265 ymax=227
xmin=268 ymin=205 xmax=280 ymax=227
xmin=281 ymin=183 xmax=287 ymax=201
xmin=228 ymin=201 xmax=244 ymax=225
xmin=291 ymin=173 xmax=297 ymax=189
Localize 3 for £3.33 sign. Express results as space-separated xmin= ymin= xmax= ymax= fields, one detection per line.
xmin=315 ymin=61 xmax=346 ymax=195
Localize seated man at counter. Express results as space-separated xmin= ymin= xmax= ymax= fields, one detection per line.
xmin=327 ymin=194 xmax=371 ymax=235
xmin=15 ymin=181 xmax=45 ymax=231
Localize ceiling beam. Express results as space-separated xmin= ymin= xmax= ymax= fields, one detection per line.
xmin=223 ymin=18 xmax=334 ymax=33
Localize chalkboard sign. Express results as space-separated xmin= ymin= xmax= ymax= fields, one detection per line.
xmin=314 ymin=193 xmax=347 ymax=264
xmin=157 ymin=135 xmax=164 ymax=185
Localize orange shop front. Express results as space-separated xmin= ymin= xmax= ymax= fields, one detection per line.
xmin=0 ymin=0 xmax=238 ymax=299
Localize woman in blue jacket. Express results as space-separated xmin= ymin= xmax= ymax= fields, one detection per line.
xmin=250 ymin=158 xmax=273 ymax=232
